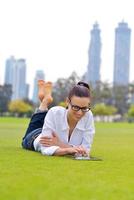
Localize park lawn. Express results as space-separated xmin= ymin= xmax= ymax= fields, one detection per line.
xmin=0 ymin=117 xmax=134 ymax=200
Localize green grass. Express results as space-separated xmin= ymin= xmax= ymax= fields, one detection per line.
xmin=0 ymin=117 xmax=134 ymax=200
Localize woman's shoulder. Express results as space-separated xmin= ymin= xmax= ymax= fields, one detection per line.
xmin=83 ymin=110 xmax=94 ymax=124
xmin=85 ymin=110 xmax=94 ymax=118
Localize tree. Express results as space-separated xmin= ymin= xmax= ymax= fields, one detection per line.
xmin=8 ymin=100 xmax=33 ymax=117
xmin=0 ymin=84 xmax=12 ymax=114
xmin=92 ymin=81 xmax=113 ymax=105
xmin=52 ymin=71 xmax=80 ymax=105
xmin=92 ymin=103 xmax=108 ymax=116
xmin=128 ymin=104 xmax=134 ymax=117
xmin=106 ymin=105 xmax=117 ymax=116
xmin=128 ymin=82 xmax=134 ymax=104
xmin=112 ymin=85 xmax=129 ymax=115
xmin=58 ymin=101 xmax=67 ymax=108
xmin=92 ymin=103 xmax=117 ymax=121
xmin=127 ymin=104 xmax=134 ymax=123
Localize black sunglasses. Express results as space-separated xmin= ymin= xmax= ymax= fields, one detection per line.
xmin=69 ymin=100 xmax=91 ymax=112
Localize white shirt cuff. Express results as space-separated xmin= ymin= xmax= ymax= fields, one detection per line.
xmin=41 ymin=146 xmax=60 ymax=156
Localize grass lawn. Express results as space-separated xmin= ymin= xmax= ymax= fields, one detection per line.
xmin=0 ymin=117 xmax=134 ymax=200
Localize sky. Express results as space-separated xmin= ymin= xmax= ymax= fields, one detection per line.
xmin=0 ymin=0 xmax=134 ymax=96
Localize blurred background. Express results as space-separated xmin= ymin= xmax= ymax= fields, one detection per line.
xmin=0 ymin=0 xmax=134 ymax=121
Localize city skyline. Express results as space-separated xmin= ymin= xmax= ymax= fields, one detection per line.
xmin=4 ymin=56 xmax=28 ymax=100
xmin=86 ymin=22 xmax=101 ymax=86
xmin=0 ymin=0 xmax=134 ymax=97
xmin=4 ymin=20 xmax=132 ymax=101
xmin=113 ymin=21 xmax=131 ymax=86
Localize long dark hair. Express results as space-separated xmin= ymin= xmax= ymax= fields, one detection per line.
xmin=68 ymin=81 xmax=90 ymax=100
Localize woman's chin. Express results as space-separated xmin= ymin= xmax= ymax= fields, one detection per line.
xmin=74 ymin=115 xmax=82 ymax=121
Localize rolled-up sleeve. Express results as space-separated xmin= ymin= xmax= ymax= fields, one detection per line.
xmin=34 ymin=108 xmax=60 ymax=156
xmin=40 ymin=146 xmax=60 ymax=156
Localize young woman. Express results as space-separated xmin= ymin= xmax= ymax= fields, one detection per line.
xmin=22 ymin=80 xmax=95 ymax=157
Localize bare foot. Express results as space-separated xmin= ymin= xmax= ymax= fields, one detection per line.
xmin=44 ymin=81 xmax=53 ymax=104
xmin=39 ymin=97 xmax=50 ymax=111
xmin=38 ymin=80 xmax=46 ymax=102
xmin=38 ymin=80 xmax=53 ymax=104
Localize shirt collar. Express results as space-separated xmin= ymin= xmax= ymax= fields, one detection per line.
xmin=75 ymin=115 xmax=87 ymax=131
xmin=61 ymin=109 xmax=87 ymax=131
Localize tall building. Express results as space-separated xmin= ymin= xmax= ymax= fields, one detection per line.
xmin=4 ymin=56 xmax=16 ymax=85
xmin=4 ymin=56 xmax=28 ymax=100
xmin=13 ymin=59 xmax=28 ymax=99
xmin=32 ymin=70 xmax=45 ymax=104
xmin=86 ymin=22 xmax=101 ymax=87
xmin=113 ymin=21 xmax=131 ymax=86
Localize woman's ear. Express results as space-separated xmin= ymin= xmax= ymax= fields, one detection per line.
xmin=66 ymin=98 xmax=69 ymax=107
xmin=66 ymin=97 xmax=69 ymax=103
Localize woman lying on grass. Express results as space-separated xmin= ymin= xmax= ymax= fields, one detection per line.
xmin=22 ymin=80 xmax=95 ymax=157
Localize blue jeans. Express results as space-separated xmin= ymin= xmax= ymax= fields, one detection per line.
xmin=22 ymin=111 xmax=48 ymax=151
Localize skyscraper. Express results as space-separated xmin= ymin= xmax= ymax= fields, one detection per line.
xmin=4 ymin=56 xmax=16 ymax=85
xmin=13 ymin=59 xmax=28 ymax=100
xmin=113 ymin=21 xmax=131 ymax=86
xmin=4 ymin=56 xmax=28 ymax=100
xmin=86 ymin=22 xmax=101 ymax=87
xmin=32 ymin=70 xmax=45 ymax=104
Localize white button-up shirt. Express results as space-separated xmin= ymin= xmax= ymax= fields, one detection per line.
xmin=34 ymin=106 xmax=95 ymax=156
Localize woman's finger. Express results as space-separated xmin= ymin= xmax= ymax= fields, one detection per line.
xmin=40 ymin=140 xmax=52 ymax=145
xmin=40 ymin=138 xmax=52 ymax=142
xmin=40 ymin=136 xmax=52 ymax=139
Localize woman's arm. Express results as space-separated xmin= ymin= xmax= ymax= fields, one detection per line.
xmin=40 ymin=144 xmax=88 ymax=156
xmin=40 ymin=132 xmax=72 ymax=148
xmin=53 ymin=146 xmax=87 ymax=156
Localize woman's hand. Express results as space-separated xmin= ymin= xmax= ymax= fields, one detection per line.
xmin=54 ymin=146 xmax=89 ymax=156
xmin=74 ymin=146 xmax=89 ymax=157
xmin=61 ymin=146 xmax=88 ymax=156
xmin=54 ymin=146 xmax=81 ymax=156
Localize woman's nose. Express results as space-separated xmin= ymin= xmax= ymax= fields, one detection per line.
xmin=77 ymin=109 xmax=83 ymax=114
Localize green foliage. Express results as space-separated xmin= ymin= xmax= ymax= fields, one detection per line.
xmin=92 ymin=81 xmax=113 ymax=105
xmin=91 ymin=81 xmax=134 ymax=115
xmin=128 ymin=104 xmax=134 ymax=117
xmin=106 ymin=105 xmax=117 ymax=115
xmin=92 ymin=103 xmax=117 ymax=116
xmin=8 ymin=100 xmax=33 ymax=116
xmin=58 ymin=101 xmax=67 ymax=108
xmin=0 ymin=118 xmax=134 ymax=199
xmin=0 ymin=84 xmax=12 ymax=113
xmin=52 ymin=71 xmax=80 ymax=105
xmin=112 ymin=85 xmax=129 ymax=115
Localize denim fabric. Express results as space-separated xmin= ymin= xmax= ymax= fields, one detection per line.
xmin=22 ymin=111 xmax=47 ymax=151
xmin=22 ymin=128 xmax=42 ymax=150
